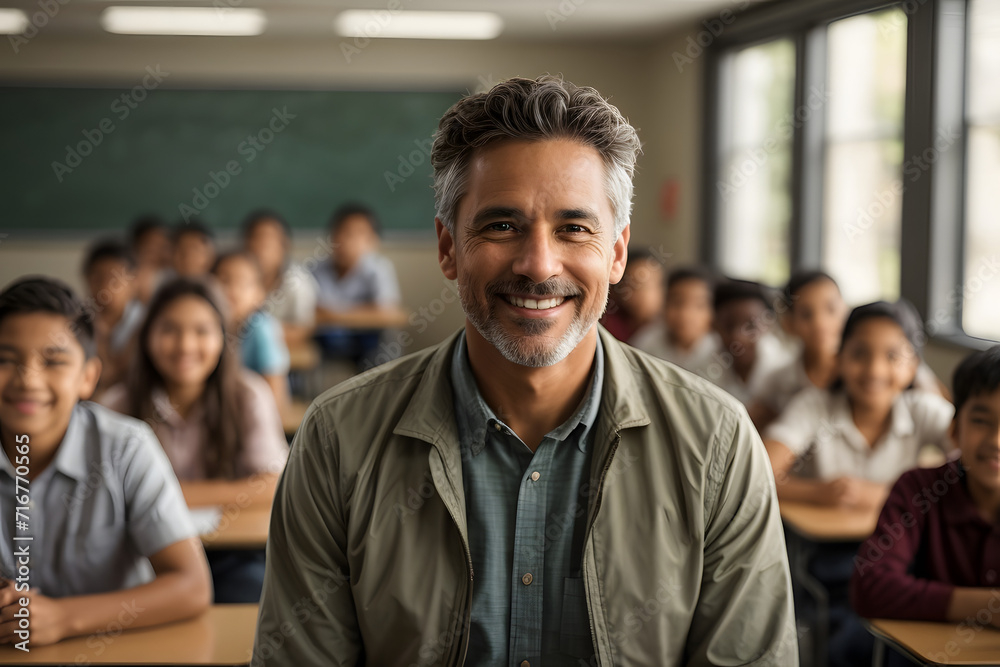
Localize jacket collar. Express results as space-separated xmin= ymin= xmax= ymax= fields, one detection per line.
xmin=393 ymin=325 xmax=651 ymax=455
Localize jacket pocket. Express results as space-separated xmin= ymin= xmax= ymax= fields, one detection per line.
xmin=559 ymin=576 xmax=596 ymax=659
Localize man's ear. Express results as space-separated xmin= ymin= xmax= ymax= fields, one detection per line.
xmin=436 ymin=218 xmax=458 ymax=281
xmin=79 ymin=357 xmax=102 ymax=401
xmin=609 ymin=224 xmax=630 ymax=285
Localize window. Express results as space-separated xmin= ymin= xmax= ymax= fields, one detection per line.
xmin=821 ymin=8 xmax=907 ymax=305
xmin=715 ymin=39 xmax=796 ymax=286
xmin=962 ymin=0 xmax=1000 ymax=340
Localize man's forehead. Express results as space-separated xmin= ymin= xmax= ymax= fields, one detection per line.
xmin=0 ymin=312 xmax=82 ymax=353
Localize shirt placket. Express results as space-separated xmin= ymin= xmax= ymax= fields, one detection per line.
xmin=508 ymin=432 xmax=556 ymax=667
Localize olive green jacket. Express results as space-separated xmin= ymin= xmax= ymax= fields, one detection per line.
xmin=253 ymin=327 xmax=798 ymax=666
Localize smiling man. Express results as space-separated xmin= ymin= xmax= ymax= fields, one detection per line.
xmin=253 ymin=75 xmax=797 ymax=666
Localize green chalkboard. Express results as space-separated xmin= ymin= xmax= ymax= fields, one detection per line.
xmin=2 ymin=86 xmax=462 ymax=233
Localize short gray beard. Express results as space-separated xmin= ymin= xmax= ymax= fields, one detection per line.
xmin=459 ymin=278 xmax=607 ymax=367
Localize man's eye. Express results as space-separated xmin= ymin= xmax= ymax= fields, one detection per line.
xmin=563 ymin=224 xmax=586 ymax=233
xmin=487 ymin=222 xmax=513 ymax=232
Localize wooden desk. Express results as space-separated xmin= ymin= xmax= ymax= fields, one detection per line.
xmin=780 ymin=501 xmax=880 ymax=667
xmin=199 ymin=505 xmax=272 ymax=551
xmin=287 ymin=341 xmax=320 ymax=372
xmin=780 ymin=500 xmax=880 ymax=542
xmin=0 ymin=604 xmax=257 ymax=665
xmin=868 ymin=618 xmax=1000 ymax=666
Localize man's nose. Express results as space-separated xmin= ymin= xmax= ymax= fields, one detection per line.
xmin=511 ymin=227 xmax=562 ymax=285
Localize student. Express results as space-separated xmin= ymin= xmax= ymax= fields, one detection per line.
xmin=763 ymin=300 xmax=955 ymax=667
xmin=692 ymin=278 xmax=793 ymax=409
xmin=129 ymin=215 xmax=172 ymax=304
xmin=763 ymin=299 xmax=954 ymax=508
xmin=81 ymin=239 xmax=145 ymax=399
xmin=211 ymin=250 xmax=290 ymax=412
xmin=311 ymin=203 xmax=406 ymax=368
xmin=0 ymin=277 xmax=211 ymax=646
xmin=171 ymin=220 xmax=216 ymax=278
xmin=101 ymin=277 xmax=288 ymax=603
xmin=242 ymin=209 xmax=318 ymax=348
xmin=632 ymin=265 xmax=718 ymax=372
xmin=850 ymin=344 xmax=1000 ymax=664
xmin=599 ymin=249 xmax=664 ymax=343
xmin=751 ymin=270 xmax=848 ymax=429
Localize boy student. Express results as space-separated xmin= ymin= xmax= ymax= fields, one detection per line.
xmin=171 ymin=219 xmax=216 ymax=278
xmin=242 ymin=209 xmax=318 ymax=348
xmin=0 ymin=277 xmax=210 ymax=647
xmin=693 ymin=278 xmax=794 ymax=411
xmin=632 ymin=265 xmax=718 ymax=372
xmin=129 ymin=215 xmax=171 ymax=304
xmin=81 ymin=239 xmax=145 ymax=399
xmin=599 ymin=248 xmax=664 ymax=343
xmin=851 ymin=344 xmax=1000 ymax=628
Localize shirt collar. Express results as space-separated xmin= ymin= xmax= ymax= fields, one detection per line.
xmin=450 ymin=329 xmax=604 ymax=457
xmin=0 ymin=403 xmax=89 ymax=482
xmin=830 ymin=390 xmax=916 ymax=448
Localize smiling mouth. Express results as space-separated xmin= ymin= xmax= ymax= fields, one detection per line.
xmin=503 ymin=295 xmax=568 ymax=310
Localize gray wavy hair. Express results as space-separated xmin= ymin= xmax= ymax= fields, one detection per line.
xmin=431 ymin=74 xmax=641 ymax=239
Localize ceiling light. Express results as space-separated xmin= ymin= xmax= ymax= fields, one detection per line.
xmin=101 ymin=7 xmax=267 ymax=36
xmin=0 ymin=9 xmax=28 ymax=34
xmin=334 ymin=10 xmax=502 ymax=40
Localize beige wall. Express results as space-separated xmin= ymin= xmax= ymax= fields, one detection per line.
xmin=0 ymin=24 xmax=967 ymax=376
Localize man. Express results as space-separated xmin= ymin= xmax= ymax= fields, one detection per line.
xmin=254 ymin=75 xmax=797 ymax=666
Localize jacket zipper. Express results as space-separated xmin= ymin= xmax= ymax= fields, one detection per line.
xmin=581 ymin=430 xmax=621 ymax=667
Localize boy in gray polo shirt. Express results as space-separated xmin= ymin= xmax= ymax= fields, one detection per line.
xmin=0 ymin=277 xmax=211 ymax=648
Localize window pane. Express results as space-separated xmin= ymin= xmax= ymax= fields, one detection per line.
xmin=717 ymin=38 xmax=795 ymax=286
xmin=963 ymin=0 xmax=1000 ymax=341
xmin=821 ymin=8 xmax=907 ymax=305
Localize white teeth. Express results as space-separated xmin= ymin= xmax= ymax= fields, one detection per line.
xmin=508 ymin=295 xmax=565 ymax=310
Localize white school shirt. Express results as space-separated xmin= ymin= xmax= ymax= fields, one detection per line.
xmin=691 ymin=333 xmax=796 ymax=408
xmin=630 ymin=322 xmax=720 ymax=373
xmin=264 ymin=262 xmax=318 ymax=328
xmin=763 ymin=386 xmax=955 ymax=483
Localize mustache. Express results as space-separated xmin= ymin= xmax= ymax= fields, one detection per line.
xmin=484 ymin=278 xmax=582 ymax=299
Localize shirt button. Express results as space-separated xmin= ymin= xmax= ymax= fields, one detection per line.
xmin=521 ymin=661 xmax=530 ymax=667
xmin=530 ymin=471 xmax=540 ymax=481
xmin=493 ymin=423 xmax=502 ymax=432
xmin=522 ymin=572 xmax=533 ymax=585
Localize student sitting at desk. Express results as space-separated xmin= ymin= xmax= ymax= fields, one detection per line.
xmin=81 ymin=239 xmax=145 ymax=401
xmin=852 ymin=345 xmax=1000 ymax=634
xmin=763 ymin=299 xmax=955 ymax=667
xmin=101 ymin=277 xmax=288 ymax=604
xmin=242 ymin=209 xmax=318 ymax=348
xmin=632 ymin=265 xmax=718 ymax=372
xmin=0 ymin=277 xmax=211 ymax=646
xmin=129 ymin=215 xmax=172 ymax=304
xmin=171 ymin=219 xmax=216 ymax=278
xmin=311 ymin=203 xmax=406 ymax=368
xmin=211 ymin=251 xmax=290 ymax=413
xmin=599 ymin=248 xmax=664 ymax=343
xmin=692 ymin=278 xmax=793 ymax=411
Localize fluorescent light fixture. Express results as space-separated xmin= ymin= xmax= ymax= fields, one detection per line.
xmin=101 ymin=6 xmax=267 ymax=36
xmin=334 ymin=10 xmax=502 ymax=40
xmin=0 ymin=9 xmax=28 ymax=34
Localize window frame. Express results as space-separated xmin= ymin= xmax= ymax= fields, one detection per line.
xmin=702 ymin=0 xmax=994 ymax=350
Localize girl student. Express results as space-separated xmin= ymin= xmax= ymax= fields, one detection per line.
xmin=751 ymin=270 xmax=947 ymax=430
xmin=762 ymin=299 xmax=955 ymax=667
xmin=763 ymin=299 xmax=954 ymax=509
xmin=101 ymin=276 xmax=288 ymax=603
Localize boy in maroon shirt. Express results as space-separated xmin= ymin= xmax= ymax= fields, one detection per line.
xmin=851 ymin=345 xmax=1000 ymax=658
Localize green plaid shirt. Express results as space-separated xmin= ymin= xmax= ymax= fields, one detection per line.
xmin=451 ymin=331 xmax=603 ymax=667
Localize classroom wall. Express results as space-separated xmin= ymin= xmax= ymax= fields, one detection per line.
xmin=0 ymin=21 xmax=967 ymax=375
